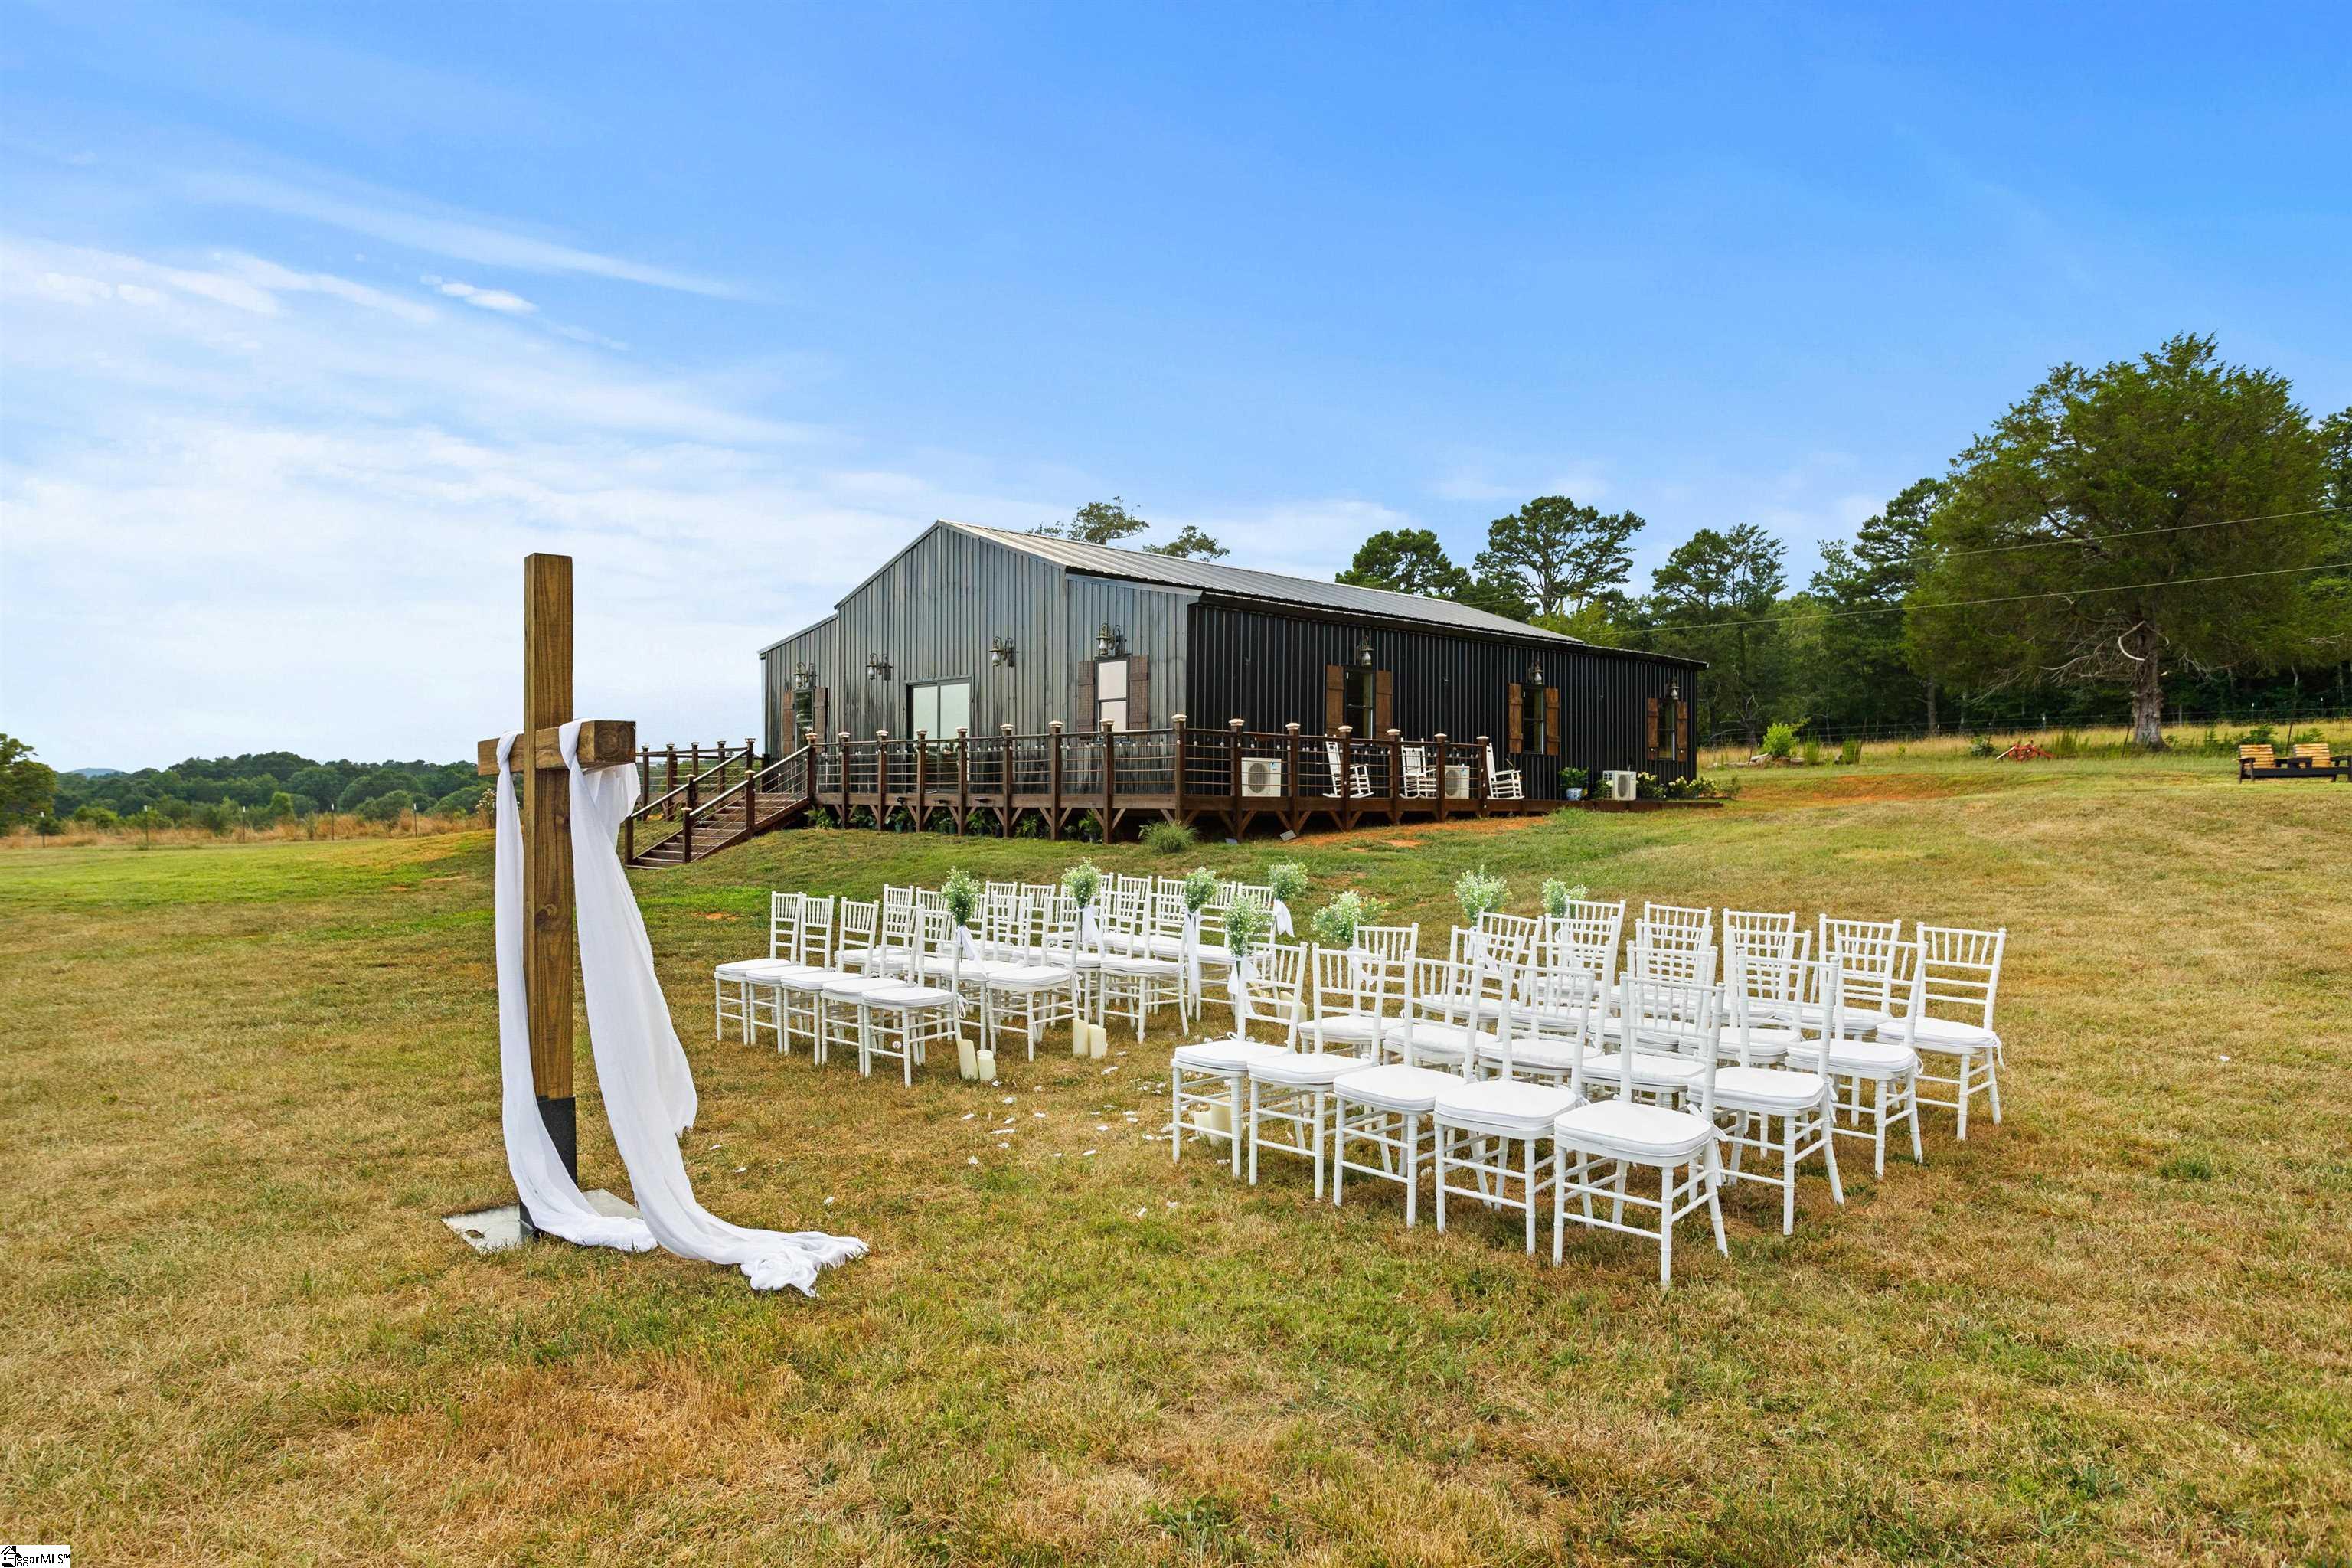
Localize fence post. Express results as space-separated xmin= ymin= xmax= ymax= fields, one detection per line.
xmin=1433 ymin=733 xmax=1450 ymax=822
xmin=1102 ymin=719 xmax=1118 ymax=837
xmin=956 ymin=727 xmax=969 ymax=832
xmin=876 ymin=730 xmax=890 ymax=828
xmin=1171 ymin=713 xmax=1188 ymax=823
xmin=1228 ymin=719 xmax=1244 ymax=839
xmin=1047 ymin=720 xmax=1064 ymax=841
xmin=745 ymin=751 xmax=758 ymax=835
xmin=1284 ymin=722 xmax=1302 ymax=835
xmin=1001 ymin=724 xmax=1015 ymax=828
xmin=1337 ymin=724 xmax=1354 ymax=822
xmin=913 ymin=730 xmax=928 ymax=830
xmin=837 ymin=731 xmax=851 ymax=820
xmin=1387 ymin=727 xmax=1403 ymax=820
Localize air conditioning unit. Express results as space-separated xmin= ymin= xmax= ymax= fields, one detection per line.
xmin=1606 ymin=769 xmax=1639 ymax=802
xmin=1240 ymin=757 xmax=1285 ymax=798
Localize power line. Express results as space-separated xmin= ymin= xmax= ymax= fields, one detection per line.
xmin=1649 ymin=559 xmax=2351 ymax=635
xmin=1860 ymin=504 xmax=2344 ymax=571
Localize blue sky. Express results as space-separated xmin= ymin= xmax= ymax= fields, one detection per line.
xmin=4 ymin=2 xmax=2347 ymax=768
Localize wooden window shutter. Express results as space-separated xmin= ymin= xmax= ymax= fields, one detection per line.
xmin=1073 ymin=661 xmax=1096 ymax=731
xmin=1127 ymin=654 xmax=1150 ymax=728
xmin=1374 ymin=668 xmax=1394 ymax=734
xmin=1507 ymin=683 xmax=1524 ymax=752
xmin=1545 ymin=687 xmax=1562 ymax=757
xmin=1676 ymin=700 xmax=1691 ymax=763
xmin=1645 ymin=697 xmax=1661 ymax=761
xmin=1324 ymin=664 xmax=1346 ymax=733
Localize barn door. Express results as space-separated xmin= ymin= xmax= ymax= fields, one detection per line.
xmin=1645 ymin=697 xmax=1661 ymax=763
xmin=1324 ymin=664 xmax=1346 ymax=733
xmin=1374 ymin=668 xmax=1394 ymax=736
xmin=1507 ymin=682 xmax=1524 ymax=753
xmin=1544 ymin=687 xmax=1562 ymax=757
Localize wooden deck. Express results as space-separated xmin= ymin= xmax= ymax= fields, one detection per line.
xmin=624 ymin=717 xmax=1550 ymax=866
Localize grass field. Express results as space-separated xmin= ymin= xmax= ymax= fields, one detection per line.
xmin=6 ymin=753 xmax=2348 ymax=1564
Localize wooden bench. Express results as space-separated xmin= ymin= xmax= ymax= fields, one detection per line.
xmin=2241 ymin=741 xmax=2347 ymax=781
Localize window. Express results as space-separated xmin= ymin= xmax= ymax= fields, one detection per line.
xmin=1096 ymin=658 xmax=1129 ymax=731
xmin=1344 ymin=668 xmax=1377 ymax=737
xmin=1520 ymin=696 xmax=1546 ymax=755
xmin=792 ymin=687 xmax=815 ymax=741
xmin=908 ymin=679 xmax=972 ymax=740
xmin=1657 ymin=696 xmax=1679 ymax=762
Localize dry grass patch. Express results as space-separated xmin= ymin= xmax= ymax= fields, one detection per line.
xmin=4 ymin=752 xmax=2347 ymax=1563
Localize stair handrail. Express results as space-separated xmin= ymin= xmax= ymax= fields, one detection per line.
xmin=635 ymin=740 xmax=759 ymax=822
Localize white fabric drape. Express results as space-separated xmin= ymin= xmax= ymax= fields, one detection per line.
xmin=560 ymin=721 xmax=867 ymax=1295
xmin=1226 ymin=952 xmax=1258 ymax=1029
xmin=493 ymin=733 xmax=657 ymax=1255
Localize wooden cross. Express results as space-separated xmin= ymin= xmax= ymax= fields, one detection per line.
xmin=474 ymin=554 xmax=635 ymax=1185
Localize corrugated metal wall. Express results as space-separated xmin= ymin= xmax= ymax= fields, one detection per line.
xmin=756 ymin=527 xmax=1194 ymax=752
xmin=1184 ymin=600 xmax=1698 ymax=798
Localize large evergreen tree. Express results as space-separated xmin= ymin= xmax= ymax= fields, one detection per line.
xmin=1909 ymin=335 xmax=2341 ymax=748
xmin=1806 ymin=478 xmax=1944 ymax=733
xmin=1473 ymin=495 xmax=1643 ymax=618
xmin=1645 ymin=523 xmax=1786 ymax=746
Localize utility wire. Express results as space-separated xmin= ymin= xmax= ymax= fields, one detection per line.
xmin=1848 ymin=504 xmax=2344 ymax=571
xmin=1648 ymin=559 xmax=2351 ymax=635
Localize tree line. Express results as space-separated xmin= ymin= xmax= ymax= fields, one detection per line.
xmin=1336 ymin=335 xmax=2352 ymax=749
xmin=0 ymin=742 xmax=484 ymax=831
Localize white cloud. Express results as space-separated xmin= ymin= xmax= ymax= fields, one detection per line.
xmin=426 ymin=276 xmax=537 ymax=315
xmin=0 ymin=233 xmax=1041 ymax=768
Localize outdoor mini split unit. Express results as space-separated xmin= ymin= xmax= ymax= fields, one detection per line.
xmin=1241 ymin=758 xmax=1286 ymax=798
xmin=1606 ymin=769 xmax=1639 ymax=802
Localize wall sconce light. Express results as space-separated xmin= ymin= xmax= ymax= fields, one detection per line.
xmin=791 ymin=662 xmax=815 ymax=691
xmin=1527 ymin=660 xmax=1546 ymax=689
xmin=989 ymin=636 xmax=1015 ymax=668
xmin=1668 ymin=678 xmax=1681 ymax=702
xmin=1094 ymin=622 xmax=1125 ymax=658
xmin=1354 ymin=631 xmax=1376 ymax=668
xmin=866 ymin=654 xmax=891 ymax=681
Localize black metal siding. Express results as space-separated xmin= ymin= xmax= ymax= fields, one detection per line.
xmin=757 ymin=526 xmax=1193 ymax=752
xmin=1184 ymin=599 xmax=1698 ymax=798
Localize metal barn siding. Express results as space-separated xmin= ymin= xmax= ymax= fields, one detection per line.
xmin=757 ymin=525 xmax=1192 ymax=752
xmin=1184 ymin=600 xmax=1698 ymax=798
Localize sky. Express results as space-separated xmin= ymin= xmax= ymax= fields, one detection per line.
xmin=3 ymin=2 xmax=2347 ymax=770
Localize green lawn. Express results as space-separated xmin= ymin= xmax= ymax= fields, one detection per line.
xmin=5 ymin=754 xmax=2347 ymax=1564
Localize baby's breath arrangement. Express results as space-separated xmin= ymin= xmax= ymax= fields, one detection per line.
xmin=1061 ymin=860 xmax=1102 ymax=908
xmin=1540 ymin=878 xmax=1589 ymax=919
xmin=1266 ymin=861 xmax=1310 ymax=906
xmin=1454 ymin=865 xmax=1509 ymax=924
xmin=941 ymin=867 xmax=982 ymax=929
xmin=1182 ymin=866 xmax=1218 ymax=913
xmin=1308 ymin=888 xmax=1393 ymax=949
xmin=1222 ymin=893 xmax=1274 ymax=960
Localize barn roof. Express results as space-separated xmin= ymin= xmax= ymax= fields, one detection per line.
xmin=942 ymin=521 xmax=1588 ymax=645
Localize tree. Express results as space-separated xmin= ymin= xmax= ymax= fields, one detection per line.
xmin=0 ymin=734 xmax=59 ymax=823
xmin=433 ymin=785 xmax=488 ymax=817
xmin=1337 ymin=528 xmax=1472 ymax=598
xmin=1645 ymin=523 xmax=1788 ymax=746
xmin=1805 ymin=478 xmax=1945 ymax=733
xmin=356 ymin=789 xmax=417 ymax=824
xmin=1452 ymin=571 xmax=1537 ymax=622
xmin=1034 ymin=496 xmax=1152 ymax=547
xmin=1909 ymin=335 xmax=2341 ymax=748
xmin=1473 ymin=496 xmax=1645 ymax=618
xmin=1142 ymin=524 xmax=1228 ymax=560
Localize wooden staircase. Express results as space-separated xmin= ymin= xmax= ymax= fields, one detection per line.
xmin=626 ymin=745 xmax=815 ymax=867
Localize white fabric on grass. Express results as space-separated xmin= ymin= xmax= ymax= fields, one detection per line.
xmin=493 ymin=733 xmax=657 ymax=1255
xmin=560 ymin=721 xmax=867 ymax=1295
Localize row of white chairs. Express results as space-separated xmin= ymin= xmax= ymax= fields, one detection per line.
xmin=1168 ymin=911 xmax=2010 ymax=1286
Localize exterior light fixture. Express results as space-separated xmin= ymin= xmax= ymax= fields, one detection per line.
xmin=866 ymin=654 xmax=890 ymax=681
xmin=989 ymin=635 xmax=1015 ymax=668
xmin=791 ymin=662 xmax=815 ymax=691
xmin=1095 ymin=622 xmax=1124 ymax=658
xmin=1527 ymin=661 xmax=1546 ymax=689
xmin=1354 ymin=631 xmax=1376 ymax=668
xmin=1668 ymin=678 xmax=1681 ymax=702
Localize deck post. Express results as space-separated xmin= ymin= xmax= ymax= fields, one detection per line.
xmin=1228 ymin=719 xmax=1245 ymax=840
xmin=913 ymin=730 xmax=928 ymax=830
xmin=876 ymin=730 xmax=890 ymax=828
xmin=1102 ymin=720 xmax=1117 ymax=838
xmin=1337 ymin=725 xmax=1354 ymax=829
xmin=956 ymin=727 xmax=969 ymax=833
xmin=1433 ymin=733 xmax=1449 ymax=822
xmin=1171 ymin=713 xmax=1188 ymax=825
xmin=1387 ymin=727 xmax=1403 ymax=823
xmin=1475 ymin=735 xmax=1491 ymax=816
xmin=745 ymin=747 xmax=758 ymax=835
xmin=1284 ymin=723 xmax=1302 ymax=836
xmin=1047 ymin=720 xmax=1064 ymax=840
xmin=1001 ymin=724 xmax=1015 ymax=832
xmin=665 ymin=744 xmax=677 ymax=810
xmin=836 ymin=731 xmax=850 ymax=820
xmin=685 ymin=743 xmax=700 ymax=812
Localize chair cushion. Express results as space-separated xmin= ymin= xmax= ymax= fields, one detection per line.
xmin=1713 ymin=1065 xmax=1828 ymax=1109
xmin=1304 ymin=1014 xmax=1388 ymax=1046
xmin=1555 ymin=1099 xmax=1717 ymax=1161
xmin=985 ymin=963 xmax=1077 ymax=990
xmin=1146 ymin=935 xmax=1233 ymax=964
xmin=821 ymin=975 xmax=903 ymax=999
xmin=1250 ymin=1050 xmax=1377 ymax=1086
xmin=1434 ymin=1080 xmax=1583 ymax=1138
xmin=715 ymin=959 xmax=818 ymax=981
xmin=1334 ymin=1062 xmax=1463 ymax=1112
xmin=1386 ymin=1020 xmax=1491 ymax=1063
xmin=1473 ymin=1034 xmax=1590 ymax=1074
xmin=1820 ymin=1037 xmax=1920 ymax=1076
xmin=864 ymin=984 xmax=959 ymax=1008
xmin=1172 ymin=1038 xmax=1295 ymax=1074
xmin=1104 ymin=956 xmax=1183 ymax=977
xmin=1580 ymin=1050 xmax=1706 ymax=1088
xmin=1903 ymin=1016 xmax=1998 ymax=1050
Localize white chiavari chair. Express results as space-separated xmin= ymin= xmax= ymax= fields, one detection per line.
xmin=1432 ymin=939 xmax=1583 ymax=1254
xmin=1714 ymin=947 xmax=1844 ymax=1233
xmin=1898 ymin=926 xmax=2007 ymax=1138
xmin=712 ymin=891 xmax=803 ymax=1044
xmin=860 ymin=908 xmax=965 ymax=1086
xmin=1330 ymin=956 xmax=1482 ymax=1225
xmin=1170 ymin=934 xmax=1305 ymax=1177
xmin=1816 ymin=930 xmax=1925 ymax=1174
